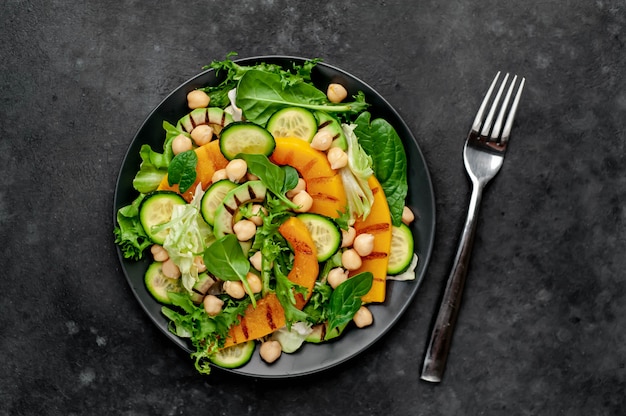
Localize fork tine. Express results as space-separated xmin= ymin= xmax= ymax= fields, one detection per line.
xmin=500 ymin=77 xmax=525 ymax=143
xmin=470 ymin=71 xmax=500 ymax=134
xmin=480 ymin=73 xmax=509 ymax=139
xmin=491 ymin=75 xmax=518 ymax=141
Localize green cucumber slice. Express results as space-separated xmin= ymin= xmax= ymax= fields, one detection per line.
xmin=144 ymin=261 xmax=184 ymax=304
xmin=266 ymin=107 xmax=318 ymax=142
xmin=387 ymin=223 xmax=414 ymax=275
xmin=296 ymin=213 xmax=341 ymax=262
xmin=139 ymin=191 xmax=187 ymax=245
xmin=177 ymin=107 xmax=234 ymax=136
xmin=219 ymin=122 xmax=276 ymax=160
xmin=213 ymin=181 xmax=267 ymax=238
xmin=210 ymin=341 xmax=255 ymax=369
xmin=200 ymin=180 xmax=238 ymax=226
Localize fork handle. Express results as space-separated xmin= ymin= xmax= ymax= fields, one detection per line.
xmin=421 ymin=182 xmax=484 ymax=382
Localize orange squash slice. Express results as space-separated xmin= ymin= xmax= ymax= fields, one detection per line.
xmin=349 ymin=176 xmax=392 ymax=304
xmin=270 ymin=136 xmax=347 ymax=218
xmin=157 ymin=140 xmax=228 ymax=202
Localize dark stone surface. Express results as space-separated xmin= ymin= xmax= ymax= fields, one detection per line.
xmin=2 ymin=0 xmax=625 ymax=415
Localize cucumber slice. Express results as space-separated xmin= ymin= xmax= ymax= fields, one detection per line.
xmin=144 ymin=261 xmax=185 ymax=304
xmin=210 ymin=341 xmax=255 ymax=369
xmin=219 ymin=122 xmax=276 ymax=160
xmin=266 ymin=107 xmax=317 ymax=142
xmin=387 ymin=223 xmax=415 ymax=275
xmin=139 ymin=191 xmax=187 ymax=244
xmin=177 ymin=107 xmax=234 ymax=136
xmin=213 ymin=181 xmax=267 ymax=238
xmin=296 ymin=213 xmax=341 ymax=262
xmin=200 ymin=180 xmax=238 ymax=226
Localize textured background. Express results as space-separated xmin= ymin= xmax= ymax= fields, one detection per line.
xmin=2 ymin=0 xmax=625 ymax=415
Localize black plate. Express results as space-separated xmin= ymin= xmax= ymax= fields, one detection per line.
xmin=113 ymin=56 xmax=436 ymax=378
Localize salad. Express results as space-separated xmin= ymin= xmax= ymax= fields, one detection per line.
xmin=114 ymin=55 xmax=418 ymax=374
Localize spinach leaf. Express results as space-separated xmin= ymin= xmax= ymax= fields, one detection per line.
xmin=167 ymin=149 xmax=197 ymax=193
xmin=203 ymin=234 xmax=256 ymax=307
xmin=236 ymin=70 xmax=369 ymax=125
xmin=282 ymin=165 xmax=300 ymax=193
xmin=325 ymin=272 xmax=373 ymax=339
xmin=354 ymin=112 xmax=408 ymax=226
xmin=237 ymin=153 xmax=300 ymax=210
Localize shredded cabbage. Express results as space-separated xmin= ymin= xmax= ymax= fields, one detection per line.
xmin=270 ymin=322 xmax=313 ymax=353
xmin=387 ymin=254 xmax=419 ymax=281
xmin=340 ymin=123 xmax=374 ymax=222
xmin=155 ymin=184 xmax=215 ymax=291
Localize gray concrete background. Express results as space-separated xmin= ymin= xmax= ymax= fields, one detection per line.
xmin=1 ymin=0 xmax=624 ymax=415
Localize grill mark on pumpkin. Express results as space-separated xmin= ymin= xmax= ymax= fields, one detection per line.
xmin=357 ymin=223 xmax=390 ymax=235
xmin=290 ymin=239 xmax=314 ymax=255
xmin=362 ymin=251 xmax=388 ymax=260
xmin=309 ymin=192 xmax=339 ymax=203
xmin=266 ymin=304 xmax=277 ymax=330
xmin=240 ymin=318 xmax=249 ymax=340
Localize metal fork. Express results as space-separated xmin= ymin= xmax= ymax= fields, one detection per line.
xmin=421 ymin=72 xmax=525 ymax=383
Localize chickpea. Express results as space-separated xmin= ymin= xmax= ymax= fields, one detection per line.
xmin=246 ymin=272 xmax=263 ymax=294
xmin=292 ymin=190 xmax=313 ymax=213
xmin=161 ymin=258 xmax=181 ymax=279
xmin=353 ymin=233 xmax=375 ymax=257
xmin=233 ymin=219 xmax=257 ymax=241
xmin=194 ymin=256 xmax=207 ymax=273
xmin=211 ymin=168 xmax=228 ymax=183
xmin=327 ymin=83 xmax=348 ymax=103
xmin=353 ymin=306 xmax=374 ymax=328
xmin=249 ymin=204 xmax=266 ymax=226
xmin=402 ymin=206 xmax=415 ymax=225
xmin=171 ymin=134 xmax=193 ymax=155
xmin=341 ymin=226 xmax=357 ymax=248
xmin=327 ymin=267 xmax=349 ymax=289
xmin=190 ymin=124 xmax=214 ymax=146
xmin=327 ymin=147 xmax=348 ymax=170
xmin=286 ymin=178 xmax=306 ymax=198
xmin=341 ymin=249 xmax=362 ymax=271
xmin=150 ymin=245 xmax=169 ymax=262
xmin=187 ymin=89 xmax=210 ymax=109
xmin=225 ymin=159 xmax=248 ymax=183
xmin=310 ymin=130 xmax=334 ymax=151
xmin=203 ymin=294 xmax=224 ymax=316
xmin=249 ymin=250 xmax=263 ymax=271
xmin=260 ymin=340 xmax=282 ymax=364
xmin=223 ymin=280 xmax=246 ymax=299
xmin=246 ymin=172 xmax=259 ymax=181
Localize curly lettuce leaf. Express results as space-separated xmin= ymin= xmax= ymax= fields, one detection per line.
xmin=113 ymin=194 xmax=151 ymax=260
xmin=132 ymin=121 xmax=178 ymax=193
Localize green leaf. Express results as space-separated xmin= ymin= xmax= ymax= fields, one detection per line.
xmin=203 ymin=234 xmax=250 ymax=282
xmin=203 ymin=234 xmax=256 ymax=307
xmin=325 ymin=272 xmax=373 ymax=338
xmin=113 ymin=194 xmax=151 ymax=260
xmin=281 ymin=165 xmax=299 ymax=193
xmin=237 ymin=153 xmax=299 ymax=209
xmin=354 ymin=112 xmax=408 ymax=226
xmin=168 ymin=150 xmax=198 ymax=193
